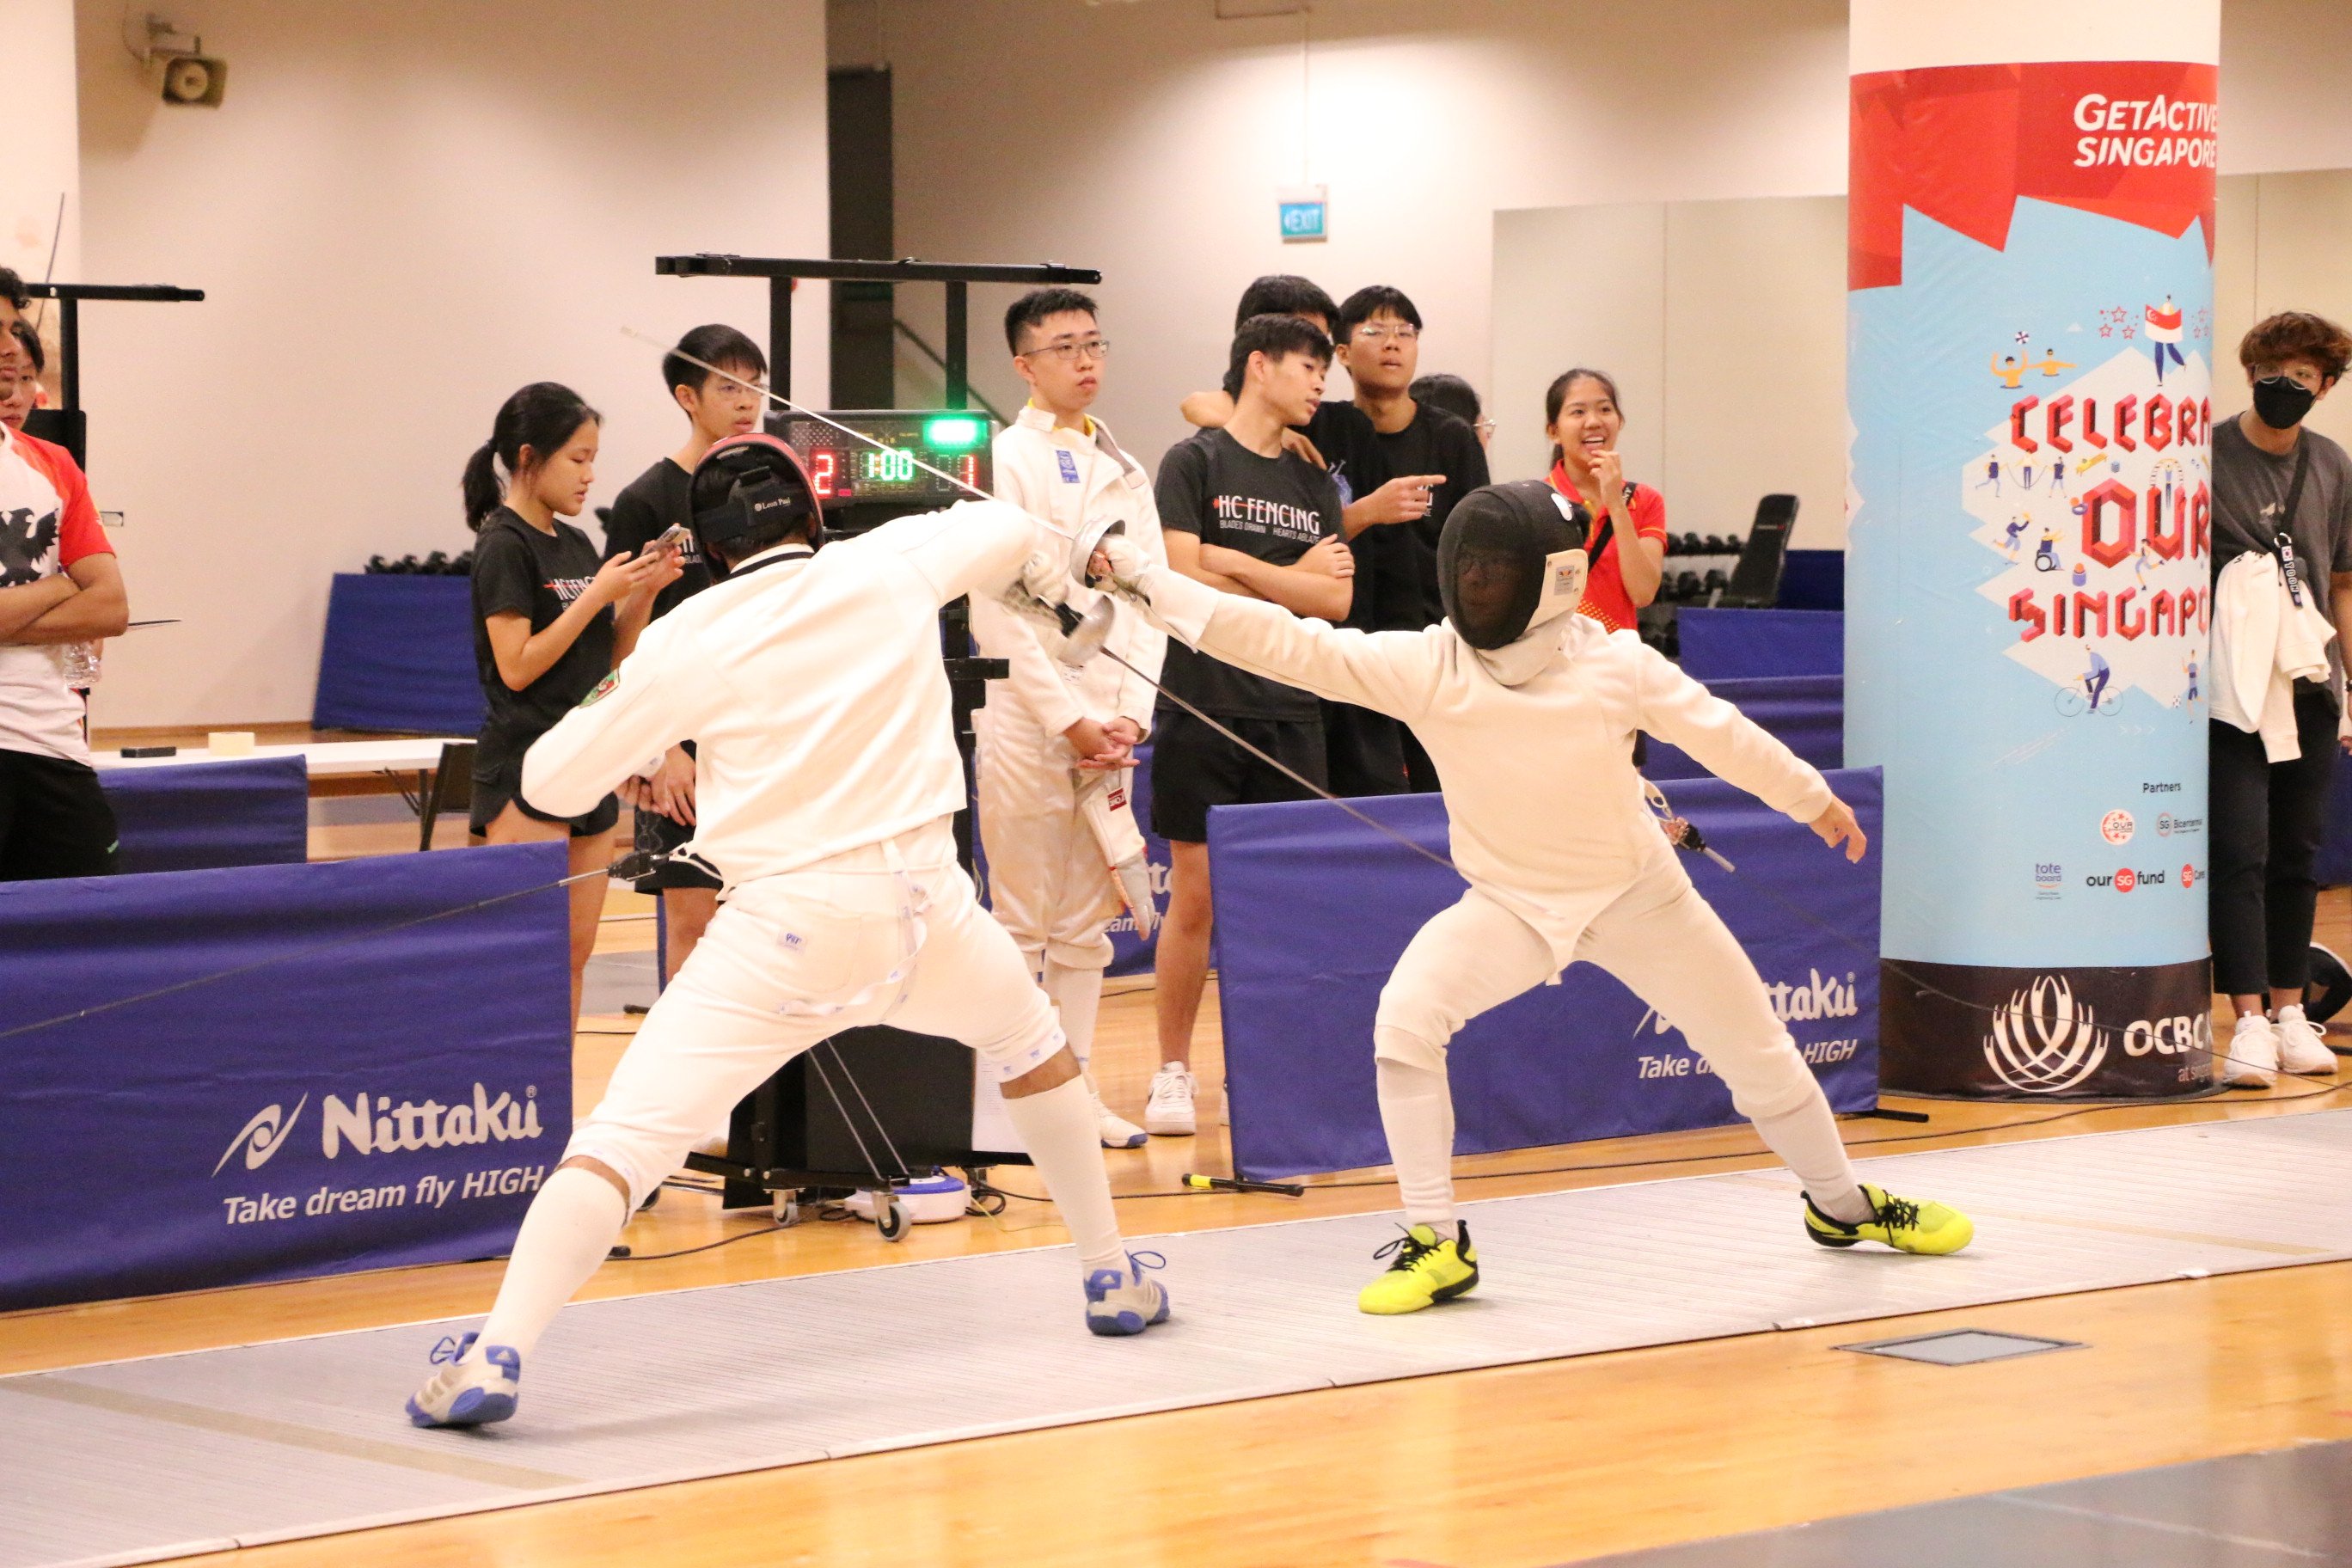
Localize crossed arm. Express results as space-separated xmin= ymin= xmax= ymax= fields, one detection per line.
xmin=0 ymin=554 xmax=129 ymax=645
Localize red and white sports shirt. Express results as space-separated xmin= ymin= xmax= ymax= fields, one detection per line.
xmin=0 ymin=424 xmax=113 ymax=764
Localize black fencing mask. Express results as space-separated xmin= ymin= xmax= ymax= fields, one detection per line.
xmin=689 ymin=432 xmax=821 ymax=579
xmin=2252 ymin=374 xmax=2318 ymax=431
xmin=1436 ymin=480 xmax=1592 ymax=650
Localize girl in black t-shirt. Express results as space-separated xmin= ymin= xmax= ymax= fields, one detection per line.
xmin=462 ymin=381 xmax=677 ymax=1022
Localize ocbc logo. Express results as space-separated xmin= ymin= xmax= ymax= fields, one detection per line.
xmin=2122 ymin=1014 xmax=2212 ymax=1057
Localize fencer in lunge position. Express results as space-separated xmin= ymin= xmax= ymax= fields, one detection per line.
xmin=408 ymin=435 xmax=1171 ymax=1429
xmin=969 ymin=287 xmax=1169 ymax=1148
xmin=1081 ymin=480 xmax=1974 ymax=1315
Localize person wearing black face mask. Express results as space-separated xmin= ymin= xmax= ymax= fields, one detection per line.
xmin=2209 ymin=311 xmax=2352 ymax=1087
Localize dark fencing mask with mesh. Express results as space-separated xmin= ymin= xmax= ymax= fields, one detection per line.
xmin=1436 ymin=479 xmax=1592 ymax=649
xmin=689 ymin=432 xmax=822 ymax=580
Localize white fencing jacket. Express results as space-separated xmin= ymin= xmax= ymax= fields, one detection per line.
xmin=968 ymin=405 xmax=1167 ymax=738
xmin=521 ymin=500 xmax=1054 ymax=887
xmin=1129 ymin=564 xmax=1836 ymax=964
xmin=2212 ymin=550 xmax=2339 ymax=761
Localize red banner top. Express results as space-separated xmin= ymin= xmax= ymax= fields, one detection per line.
xmin=1850 ymin=60 xmax=2219 ymax=291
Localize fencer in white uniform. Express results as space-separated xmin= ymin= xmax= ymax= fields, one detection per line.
xmin=407 ymin=435 xmax=1171 ymax=1430
xmin=1081 ymin=479 xmax=1973 ymax=1315
xmin=970 ymin=291 xmax=1168 ymax=1148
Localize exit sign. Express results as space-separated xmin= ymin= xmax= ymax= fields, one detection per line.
xmin=1278 ymin=185 xmax=1327 ymax=242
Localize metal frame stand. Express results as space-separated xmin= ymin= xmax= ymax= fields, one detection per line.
xmin=20 ymin=282 xmax=205 ymax=469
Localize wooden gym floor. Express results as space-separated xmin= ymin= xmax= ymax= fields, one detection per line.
xmin=13 ymin=747 xmax=2352 ymax=1565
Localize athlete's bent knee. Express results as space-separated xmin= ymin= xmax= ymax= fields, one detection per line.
xmin=559 ymin=1155 xmax=634 ymax=1207
xmin=1373 ymin=1022 xmax=1448 ymax=1075
xmin=1001 ymin=1045 xmax=1082 ymax=1098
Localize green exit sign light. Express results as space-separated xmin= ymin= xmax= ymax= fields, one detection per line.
xmin=923 ymin=415 xmax=987 ymax=450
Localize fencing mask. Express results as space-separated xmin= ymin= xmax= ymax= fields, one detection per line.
xmin=689 ymin=432 xmax=822 ymax=580
xmin=1436 ymin=480 xmax=1592 ymax=650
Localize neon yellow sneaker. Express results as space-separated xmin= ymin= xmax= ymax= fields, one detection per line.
xmin=1357 ymin=1222 xmax=1479 ymax=1314
xmin=1804 ymin=1183 xmax=1974 ymax=1255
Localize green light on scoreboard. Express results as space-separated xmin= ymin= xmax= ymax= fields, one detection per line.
xmin=923 ymin=415 xmax=987 ymax=450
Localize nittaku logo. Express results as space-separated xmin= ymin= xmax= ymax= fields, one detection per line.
xmin=216 ymin=1084 xmax=542 ymax=1175
xmin=212 ymin=1095 xmax=309 ymax=1175
xmin=2100 ymin=810 xmax=2135 ymax=845
xmin=1985 ymin=976 xmax=2106 ymax=1093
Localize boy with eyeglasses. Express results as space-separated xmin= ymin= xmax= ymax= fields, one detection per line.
xmin=1179 ymin=276 xmax=1443 ymax=798
xmin=970 ymin=287 xmax=1168 ymax=1146
xmin=1338 ymin=287 xmax=1489 ymax=789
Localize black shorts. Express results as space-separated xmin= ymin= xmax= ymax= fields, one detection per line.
xmin=0 ymin=749 xmax=120 ymax=880
xmin=469 ymin=728 xmax=620 ymax=839
xmin=1320 ymin=699 xmax=1409 ymax=799
xmin=1148 ymin=707 xmax=1326 ymax=843
xmin=633 ymin=804 xmax=722 ymax=893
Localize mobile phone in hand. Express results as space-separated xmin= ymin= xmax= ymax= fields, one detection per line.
xmin=652 ymin=524 xmax=694 ymax=554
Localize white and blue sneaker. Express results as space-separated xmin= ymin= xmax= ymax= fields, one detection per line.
xmin=1083 ymin=1251 xmax=1171 ymax=1337
xmin=406 ymin=1332 xmax=522 ymax=1428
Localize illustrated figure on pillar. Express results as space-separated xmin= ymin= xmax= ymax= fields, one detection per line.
xmin=1976 ymin=456 xmax=2002 ymax=494
xmin=2002 ymin=515 xmax=2031 ymax=560
xmin=2035 ymin=528 xmax=2062 ymax=571
xmin=1081 ymin=480 xmax=1975 ymax=1317
xmin=1991 ymin=353 xmax=2027 ymax=390
xmin=2083 ymin=647 xmax=2112 ymax=713
xmin=2034 ymin=350 xmax=2078 ymax=378
xmin=969 ymin=287 xmax=1170 ymax=1148
xmin=2147 ymin=297 xmax=2187 ymax=383
xmin=406 ymin=437 xmax=1173 ymax=1430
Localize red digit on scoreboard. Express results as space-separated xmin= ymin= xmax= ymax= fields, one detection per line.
xmin=811 ymin=450 xmax=837 ymax=497
xmin=959 ymin=454 xmax=978 ymax=491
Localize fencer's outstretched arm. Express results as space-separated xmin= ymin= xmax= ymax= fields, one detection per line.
xmin=1631 ymin=642 xmax=1835 ymax=823
xmin=1111 ymin=557 xmax=1440 ymax=722
xmin=522 ymin=616 xmax=718 ymax=818
xmin=874 ymin=498 xmax=1066 ymax=609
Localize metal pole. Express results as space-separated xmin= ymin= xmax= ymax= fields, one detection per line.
xmin=58 ymin=297 xmax=79 ymax=413
xmin=944 ymin=281 xmax=967 ymax=412
xmin=769 ymin=276 xmax=793 ymax=402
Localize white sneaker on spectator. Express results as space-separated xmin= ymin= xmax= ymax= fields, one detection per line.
xmin=2272 ymin=1005 xmax=2337 ymax=1076
xmin=1084 ymin=1072 xmax=1148 ymax=1148
xmin=2223 ymin=1012 xmax=2278 ymax=1088
xmin=1144 ymin=1063 xmax=1197 ymax=1136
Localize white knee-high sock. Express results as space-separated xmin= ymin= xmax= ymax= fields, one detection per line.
xmin=1751 ymin=1093 xmax=1869 ymax=1222
xmin=1001 ymin=1075 xmax=1126 ymax=1276
xmin=475 ymin=1165 xmax=630 ymax=1360
xmin=1041 ymin=959 xmax=1106 ymax=1066
xmin=1375 ymin=1035 xmax=1458 ymax=1238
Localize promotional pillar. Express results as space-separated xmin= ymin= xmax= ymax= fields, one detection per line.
xmin=1846 ymin=2 xmax=2219 ymax=1097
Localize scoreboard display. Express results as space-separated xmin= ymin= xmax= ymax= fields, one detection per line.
xmin=768 ymin=410 xmax=994 ymax=508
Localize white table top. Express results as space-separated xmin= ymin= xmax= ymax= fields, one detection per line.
xmin=92 ymin=738 xmax=468 ymax=776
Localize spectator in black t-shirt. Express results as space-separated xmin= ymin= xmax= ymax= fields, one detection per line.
xmin=602 ymin=324 xmax=768 ymax=983
xmin=1149 ymin=314 xmax=1355 ymax=1125
xmin=1178 ymin=275 xmax=1443 ymax=796
xmin=1338 ymin=287 xmax=1491 ymax=791
xmin=464 ymin=382 xmax=677 ymax=1025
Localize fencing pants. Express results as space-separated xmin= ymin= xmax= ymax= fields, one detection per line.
xmin=1369 ymin=859 xmax=1863 ymax=1229
xmin=976 ymin=712 xmax=1124 ymax=977
xmin=567 ymin=824 xmax=1074 ymax=1210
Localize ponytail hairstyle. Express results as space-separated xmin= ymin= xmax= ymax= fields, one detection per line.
xmin=462 ymin=382 xmax=602 ymax=531
xmin=1543 ymin=367 xmax=1622 ymax=470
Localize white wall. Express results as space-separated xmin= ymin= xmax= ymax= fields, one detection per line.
xmin=879 ymin=0 xmax=2352 ymax=493
xmin=879 ymin=0 xmax=1851 ymax=474
xmin=73 ymin=0 xmax=830 ymax=728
